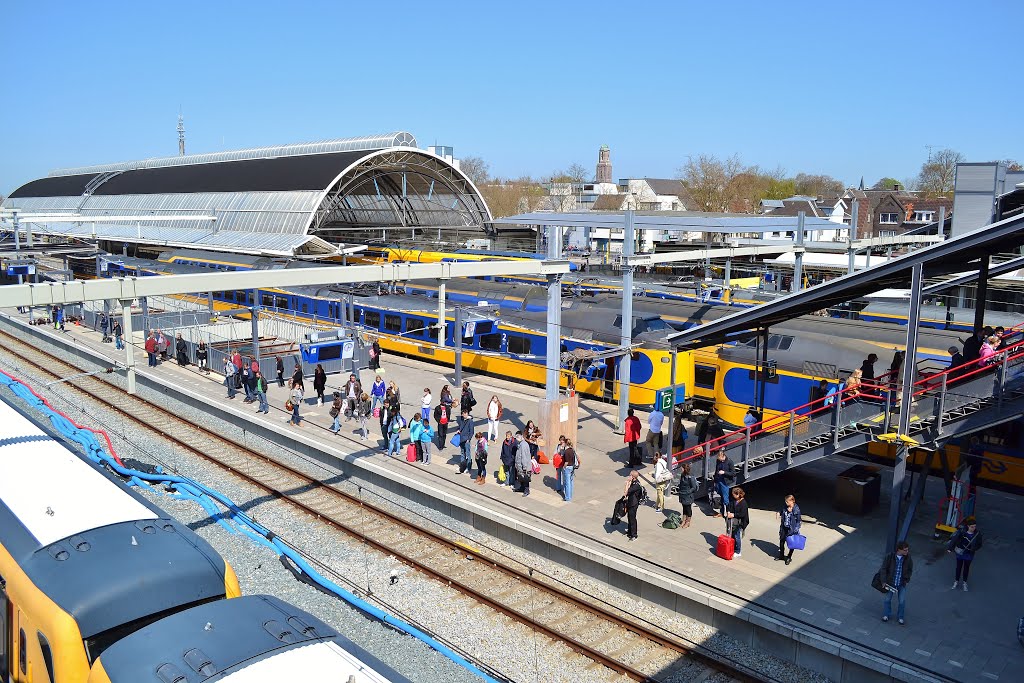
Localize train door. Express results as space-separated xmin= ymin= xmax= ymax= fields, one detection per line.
xmin=603 ymin=358 xmax=617 ymax=399
xmin=0 ymin=576 xmax=7 ymax=681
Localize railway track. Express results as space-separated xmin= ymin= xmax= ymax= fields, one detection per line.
xmin=0 ymin=325 xmax=767 ymax=683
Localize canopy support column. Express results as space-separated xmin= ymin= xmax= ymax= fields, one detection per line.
xmin=121 ymin=299 xmax=136 ymax=395
xmin=617 ymin=210 xmax=635 ymax=430
xmin=974 ymin=255 xmax=990 ymax=333
xmin=546 ymin=224 xmax=563 ymax=400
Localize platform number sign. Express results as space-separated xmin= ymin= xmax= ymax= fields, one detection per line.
xmin=656 ymin=388 xmax=674 ymax=412
xmin=766 ymin=359 xmax=777 ymax=380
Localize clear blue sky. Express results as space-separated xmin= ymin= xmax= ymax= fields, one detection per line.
xmin=1 ymin=1 xmax=1021 ymax=195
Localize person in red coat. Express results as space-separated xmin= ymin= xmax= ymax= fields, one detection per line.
xmin=624 ymin=408 xmax=642 ymax=467
xmin=144 ymin=332 xmax=158 ymax=367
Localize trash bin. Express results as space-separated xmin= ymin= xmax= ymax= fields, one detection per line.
xmin=835 ymin=464 xmax=881 ymax=515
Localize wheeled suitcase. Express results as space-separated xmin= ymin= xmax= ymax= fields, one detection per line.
xmin=716 ymin=533 xmax=735 ymax=560
xmin=406 ymin=444 xmax=417 ymax=462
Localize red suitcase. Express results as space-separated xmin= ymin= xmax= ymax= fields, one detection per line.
xmin=716 ymin=534 xmax=735 ymax=560
xmin=406 ymin=444 xmax=417 ymax=462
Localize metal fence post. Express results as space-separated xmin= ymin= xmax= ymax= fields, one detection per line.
xmin=936 ymin=373 xmax=947 ymax=435
xmin=882 ymin=388 xmax=893 ymax=434
xmin=703 ymin=449 xmax=710 ymax=490
xmin=742 ymin=428 xmax=751 ymax=478
xmin=786 ymin=411 xmax=795 ymax=465
xmin=998 ymin=352 xmax=1008 ymax=410
xmin=833 ymin=395 xmax=842 ymax=448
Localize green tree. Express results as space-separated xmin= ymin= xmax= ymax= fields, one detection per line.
xmin=871 ymin=177 xmax=903 ymax=191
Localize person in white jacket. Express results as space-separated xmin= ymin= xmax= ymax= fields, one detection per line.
xmin=653 ymin=451 xmax=673 ymax=512
xmin=421 ymin=387 xmax=432 ymax=421
xmin=486 ymin=395 xmax=502 ymax=441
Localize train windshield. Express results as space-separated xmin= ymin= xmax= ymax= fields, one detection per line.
xmin=83 ymin=596 xmax=222 ymax=664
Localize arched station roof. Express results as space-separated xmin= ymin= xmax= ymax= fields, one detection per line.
xmin=3 ymin=133 xmax=491 ymax=256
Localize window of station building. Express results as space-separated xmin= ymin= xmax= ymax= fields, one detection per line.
xmin=384 ymin=315 xmax=402 ymax=333
xmin=879 ymin=212 xmax=899 ymax=224
xmin=508 ymin=335 xmax=531 ymax=355
xmin=364 ymin=311 xmax=381 ymax=329
xmin=479 ymin=333 xmax=502 ymax=351
xmin=694 ymin=365 xmax=717 ymax=389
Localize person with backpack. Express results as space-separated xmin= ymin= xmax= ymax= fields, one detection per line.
xmin=329 ymin=392 xmax=344 ymax=433
xmin=560 ymin=438 xmax=578 ymax=502
xmin=456 ymin=409 xmax=474 ymax=476
xmin=460 ymin=381 xmax=477 ymax=414
xmin=387 ymin=409 xmax=406 ymax=458
xmin=623 ymin=470 xmax=645 ymax=541
xmin=474 ymin=432 xmax=489 ymax=484
xmin=947 ymin=516 xmax=983 ymax=591
xmin=500 ymin=431 xmax=518 ymax=489
xmin=676 ymin=461 xmax=698 ymax=529
xmin=433 ymin=401 xmax=451 ymax=451
xmin=254 ymin=370 xmax=269 ymax=414
xmin=419 ymin=418 xmax=434 ymax=464
xmin=653 ymin=451 xmax=673 ymax=513
xmin=513 ymin=432 xmax=532 ymax=496
xmin=725 ymin=487 xmax=750 ymax=558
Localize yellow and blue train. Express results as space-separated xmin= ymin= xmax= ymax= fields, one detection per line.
xmin=0 ymin=393 xmax=241 ymax=683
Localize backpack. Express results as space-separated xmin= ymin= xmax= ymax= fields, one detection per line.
xmin=391 ymin=415 xmax=406 ymax=433
xmin=636 ymin=485 xmax=649 ymax=505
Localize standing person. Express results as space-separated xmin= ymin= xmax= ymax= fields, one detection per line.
xmin=524 ymin=419 xmax=542 ymax=460
xmin=370 ymin=375 xmax=386 ymax=414
xmin=378 ymin=395 xmax=395 ymax=449
xmin=112 ymin=318 xmax=123 ymax=350
xmin=553 ymin=435 xmax=567 ymax=495
xmin=254 ymin=371 xmax=269 ymax=414
xmin=624 ymin=408 xmax=642 ymax=467
xmin=646 ymin=407 xmax=665 ymax=459
xmin=947 ymin=517 xmax=983 ymax=591
xmin=291 ymin=361 xmax=304 ymax=390
xmin=223 ymin=357 xmax=237 ymax=398
xmin=275 ymin=355 xmax=285 ymax=387
xmin=776 ymin=495 xmax=802 ymax=565
xmin=439 ymin=385 xmax=454 ymax=410
xmin=962 ymin=330 xmax=984 ymax=364
xmin=57 ymin=306 xmax=65 ymax=332
xmin=313 ymin=365 xmax=328 ymax=406
xmin=145 ymin=332 xmax=158 ymax=368
xmin=743 ymin=406 xmax=760 ymax=430
xmin=196 ymin=340 xmax=209 ymax=373
xmin=672 ymin=413 xmax=688 ymax=452
xmin=513 ymin=432 xmax=532 ymax=496
xmin=409 ymin=414 xmax=424 ymax=461
xmin=433 ymin=401 xmax=451 ymax=451
xmin=329 ymin=392 xmax=344 ymax=434
xmin=653 ymin=451 xmax=672 ymax=513
xmin=53 ymin=306 xmax=60 ymax=330
xmin=342 ymin=372 xmax=361 ymax=415
xmin=356 ymin=391 xmax=371 ymax=440
xmin=809 ymin=379 xmax=829 ymax=406
xmin=978 ymin=336 xmax=998 ymax=366
xmin=948 ymin=346 xmax=965 ymax=380
xmin=368 ymin=337 xmax=382 ymax=370
xmin=419 ymin=418 xmax=434 ymax=464
xmin=711 ymin=449 xmax=735 ymax=517
xmin=99 ymin=312 xmax=109 ymax=340
xmin=560 ymin=438 xmax=578 ymax=502
xmin=387 ymin=408 xmax=406 ymax=458
xmin=156 ymin=330 xmax=168 ymax=361
xmin=676 ymin=462 xmax=698 ymax=529
xmin=457 ymin=409 xmax=474 ymax=476
xmin=175 ymin=334 xmax=188 ymax=366
xmin=460 ymin=381 xmax=477 ymax=415
xmin=500 ymin=431 xmax=518 ymax=489
xmin=623 ymin=470 xmax=644 ymax=541
xmin=844 ymin=369 xmax=863 ymax=400
xmin=474 ymin=432 xmax=489 ymax=484
xmin=387 ymin=380 xmax=401 ymax=407
xmin=421 ymin=387 xmax=432 ymax=421
xmin=486 ymin=395 xmax=502 ymax=441
xmin=879 ymin=542 xmax=913 ymax=624
xmin=241 ymin=360 xmax=254 ymax=403
xmin=288 ymin=381 xmax=304 ymax=427
xmin=725 ymin=487 xmax=750 ymax=558
xmin=860 ymin=353 xmax=878 ymax=383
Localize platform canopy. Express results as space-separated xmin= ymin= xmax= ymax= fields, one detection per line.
xmin=491 ymin=210 xmax=840 ymax=233
xmin=667 ymin=212 xmax=1024 ymax=350
xmin=1 ymin=133 xmax=492 ymax=256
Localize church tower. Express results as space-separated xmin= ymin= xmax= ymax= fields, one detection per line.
xmin=596 ymin=145 xmax=612 ymax=184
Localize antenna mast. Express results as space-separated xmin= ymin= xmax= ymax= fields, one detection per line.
xmin=177 ymin=109 xmax=186 ymax=156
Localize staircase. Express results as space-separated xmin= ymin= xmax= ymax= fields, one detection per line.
xmin=675 ymin=334 xmax=1024 ymax=488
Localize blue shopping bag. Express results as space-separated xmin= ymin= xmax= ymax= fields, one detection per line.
xmin=450 ymin=433 xmax=461 ymax=447
xmin=785 ymin=534 xmax=807 ymax=551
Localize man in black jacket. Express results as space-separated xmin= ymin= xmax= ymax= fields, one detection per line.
xmin=712 ymin=449 xmax=735 ymax=518
xmin=879 ymin=541 xmax=913 ymax=625
xmin=460 ymin=381 xmax=476 ymax=414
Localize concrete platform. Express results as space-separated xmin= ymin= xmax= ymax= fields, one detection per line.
xmin=6 ymin=310 xmax=1022 ymax=683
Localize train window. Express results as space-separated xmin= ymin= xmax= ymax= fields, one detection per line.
xmin=318 ymin=344 xmax=342 ymax=361
xmin=480 ymin=333 xmax=502 ymax=351
xmin=778 ymin=336 xmax=794 ymax=351
xmin=262 ymin=294 xmax=273 ymax=307
xmin=276 ymin=296 xmax=288 ymax=309
xmin=19 ymin=628 xmax=25 ymax=674
xmin=508 ymin=336 xmax=531 ymax=355
xmin=0 ymin=580 xmax=7 ymax=675
xmin=695 ymin=365 xmax=717 ymax=389
xmin=364 ymin=311 xmax=381 ymax=328
xmin=748 ymin=369 xmax=780 ymax=384
xmin=84 ymin=596 xmax=221 ymax=664
xmin=384 ymin=315 xmax=402 ymax=333
xmin=301 ymin=302 xmax=309 ymax=314
xmin=406 ymin=317 xmax=426 ymax=336
xmin=37 ymin=632 xmax=55 ymax=683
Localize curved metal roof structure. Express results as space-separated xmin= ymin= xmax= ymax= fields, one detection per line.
xmin=2 ymin=133 xmax=491 ymax=256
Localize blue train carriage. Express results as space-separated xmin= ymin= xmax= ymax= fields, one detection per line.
xmin=88 ymin=595 xmax=412 ymax=683
xmin=0 ymin=395 xmax=241 ymax=683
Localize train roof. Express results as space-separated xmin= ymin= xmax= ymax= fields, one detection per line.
xmin=158 ymin=249 xmax=274 ymax=269
xmin=92 ymin=595 xmax=413 ymax=683
xmin=0 ymin=395 xmax=229 ymax=640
